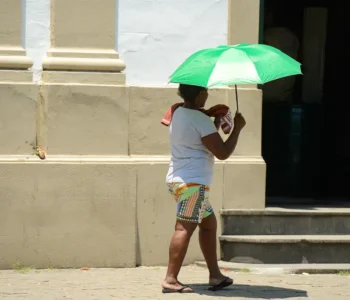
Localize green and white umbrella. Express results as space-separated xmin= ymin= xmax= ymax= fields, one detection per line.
xmin=169 ymin=43 xmax=302 ymax=111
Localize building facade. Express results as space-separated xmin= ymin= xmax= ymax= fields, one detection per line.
xmin=0 ymin=0 xmax=264 ymax=268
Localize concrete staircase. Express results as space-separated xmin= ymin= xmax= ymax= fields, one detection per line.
xmin=220 ymin=207 xmax=350 ymax=264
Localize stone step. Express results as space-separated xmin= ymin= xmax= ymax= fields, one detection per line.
xmin=220 ymin=235 xmax=350 ymax=264
xmin=221 ymin=207 xmax=350 ymax=235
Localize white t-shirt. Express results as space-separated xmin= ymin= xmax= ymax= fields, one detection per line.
xmin=166 ymin=106 xmax=217 ymax=186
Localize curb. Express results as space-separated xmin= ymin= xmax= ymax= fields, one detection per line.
xmin=195 ymin=261 xmax=350 ymax=275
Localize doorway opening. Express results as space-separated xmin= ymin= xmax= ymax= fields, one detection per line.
xmin=261 ymin=0 xmax=349 ymax=205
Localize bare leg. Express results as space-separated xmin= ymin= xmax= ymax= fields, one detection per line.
xmin=199 ymin=213 xmax=232 ymax=286
xmin=162 ymin=220 xmax=197 ymax=292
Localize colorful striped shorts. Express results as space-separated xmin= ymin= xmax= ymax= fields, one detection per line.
xmin=167 ymin=182 xmax=214 ymax=224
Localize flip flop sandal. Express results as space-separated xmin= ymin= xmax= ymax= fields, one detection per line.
xmin=162 ymin=285 xmax=193 ymax=293
xmin=208 ymin=277 xmax=233 ymax=291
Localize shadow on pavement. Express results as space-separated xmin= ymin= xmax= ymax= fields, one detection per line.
xmin=189 ymin=283 xmax=308 ymax=298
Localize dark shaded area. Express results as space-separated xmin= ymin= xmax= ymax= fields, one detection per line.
xmin=262 ymin=0 xmax=349 ymax=203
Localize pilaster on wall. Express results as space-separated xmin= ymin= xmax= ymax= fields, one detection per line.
xmin=40 ymin=0 xmax=127 ymax=153
xmin=226 ymin=0 xmax=266 ymax=209
xmin=42 ymin=0 xmax=125 ymax=84
xmin=0 ymin=0 xmax=33 ymax=80
xmin=228 ymin=0 xmax=261 ymax=45
xmin=0 ymin=0 xmax=36 ymax=156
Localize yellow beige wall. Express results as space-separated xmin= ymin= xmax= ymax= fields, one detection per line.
xmin=0 ymin=0 xmax=265 ymax=269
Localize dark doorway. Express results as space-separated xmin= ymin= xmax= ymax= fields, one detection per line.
xmin=261 ymin=0 xmax=349 ymax=204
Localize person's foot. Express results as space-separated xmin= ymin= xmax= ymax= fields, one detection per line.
xmin=162 ymin=279 xmax=193 ymax=293
xmin=209 ymin=275 xmax=233 ymax=291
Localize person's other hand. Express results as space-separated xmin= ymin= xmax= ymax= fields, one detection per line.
xmin=214 ymin=115 xmax=221 ymax=125
xmin=234 ymin=113 xmax=246 ymax=130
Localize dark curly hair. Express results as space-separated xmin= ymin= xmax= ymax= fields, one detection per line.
xmin=178 ymin=84 xmax=207 ymax=103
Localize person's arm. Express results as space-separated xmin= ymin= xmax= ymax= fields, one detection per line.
xmin=202 ymin=113 xmax=246 ymax=160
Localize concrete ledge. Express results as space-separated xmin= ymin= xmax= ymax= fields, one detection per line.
xmin=221 ymin=207 xmax=350 ymax=216
xmin=195 ymin=260 xmax=350 ymax=274
xmin=43 ymin=57 xmax=126 ymax=72
xmin=0 ymin=158 xmax=232 ymax=268
xmin=0 ymin=70 xmax=33 ymax=83
xmin=42 ymin=71 xmax=126 ymax=85
xmin=0 ymin=163 xmax=137 ymax=269
xmin=220 ymin=235 xmax=350 ymax=244
xmin=0 ymin=155 xmax=263 ymax=164
xmin=0 ymin=55 xmax=33 ymax=69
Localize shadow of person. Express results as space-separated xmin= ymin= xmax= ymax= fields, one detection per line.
xmin=189 ymin=283 xmax=308 ymax=299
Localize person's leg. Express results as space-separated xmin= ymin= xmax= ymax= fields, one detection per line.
xmin=162 ymin=220 xmax=197 ymax=292
xmin=199 ymin=213 xmax=233 ymax=287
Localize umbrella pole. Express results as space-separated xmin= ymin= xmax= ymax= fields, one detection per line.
xmin=235 ymin=85 xmax=239 ymax=113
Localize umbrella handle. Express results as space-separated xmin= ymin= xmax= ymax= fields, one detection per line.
xmin=235 ymin=85 xmax=239 ymax=113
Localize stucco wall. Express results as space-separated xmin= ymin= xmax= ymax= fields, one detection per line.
xmin=118 ymin=0 xmax=228 ymax=86
xmin=0 ymin=83 xmax=265 ymax=269
xmin=0 ymin=0 xmax=265 ymax=269
xmin=24 ymin=0 xmax=228 ymax=85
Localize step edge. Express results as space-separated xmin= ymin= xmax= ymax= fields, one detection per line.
xmin=220 ymin=235 xmax=350 ymax=243
xmin=220 ymin=208 xmax=350 ymax=216
xmin=195 ymin=261 xmax=350 ymax=274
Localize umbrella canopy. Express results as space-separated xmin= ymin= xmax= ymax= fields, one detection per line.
xmin=169 ymin=43 xmax=302 ymax=88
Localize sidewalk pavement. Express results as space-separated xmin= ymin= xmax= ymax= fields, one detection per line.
xmin=0 ymin=265 xmax=349 ymax=299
